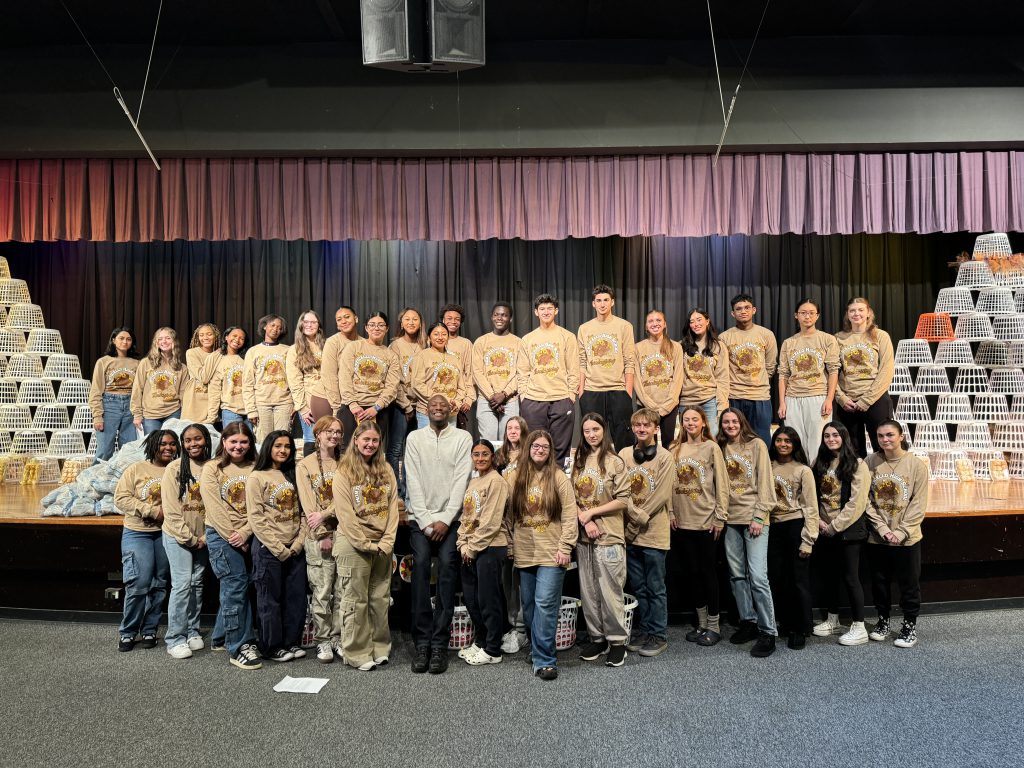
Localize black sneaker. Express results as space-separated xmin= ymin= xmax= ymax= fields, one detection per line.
xmin=210 ymin=638 xmax=226 ymax=652
xmin=729 ymin=621 xmax=759 ymax=645
xmin=605 ymin=645 xmax=627 ymax=667
xmin=137 ymin=634 xmax=158 ymax=649
xmin=639 ymin=636 xmax=668 ymax=657
xmin=787 ymin=632 xmax=806 ymax=650
xmin=230 ymin=643 xmax=263 ymax=670
xmin=750 ymin=632 xmax=776 ymax=658
xmin=411 ymin=647 xmax=431 ymax=673
xmin=118 ymin=636 xmax=135 ymax=652
xmin=428 ymin=649 xmax=449 ymax=674
xmin=685 ymin=626 xmax=705 ymax=643
xmin=535 ymin=666 xmax=558 ymax=681
xmin=625 ymin=633 xmax=648 ymax=652
xmin=869 ymin=617 xmax=891 ymax=642
xmin=894 ymin=620 xmax=918 ymax=648
xmin=268 ymin=648 xmax=294 ymax=662
xmin=578 ymin=640 xmax=609 ymax=661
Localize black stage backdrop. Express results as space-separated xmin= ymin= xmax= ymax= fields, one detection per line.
xmin=5 ymin=232 xmax=968 ymax=368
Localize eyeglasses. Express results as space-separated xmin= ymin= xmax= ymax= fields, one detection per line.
xmin=797 ymin=310 xmax=818 ymax=317
xmin=323 ymin=429 xmax=343 ymax=435
xmin=530 ymin=443 xmax=551 ymax=452
xmin=366 ymin=323 xmax=387 ymax=330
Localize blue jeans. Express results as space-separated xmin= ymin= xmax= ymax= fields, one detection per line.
xmin=299 ymin=416 xmax=314 ymax=444
xmin=386 ymin=406 xmax=412 ymax=498
xmin=221 ymin=409 xmax=254 ymax=434
xmin=118 ymin=528 xmax=169 ymax=638
xmin=681 ymin=397 xmax=720 ymax=439
xmin=724 ymin=524 xmax=777 ymax=635
xmin=730 ymin=398 xmax=772 ymax=445
xmin=626 ymin=545 xmax=668 ymax=640
xmin=97 ymin=393 xmax=136 ymax=460
xmin=162 ymin=532 xmax=208 ymax=648
xmin=518 ymin=565 xmax=565 ymax=671
xmin=143 ymin=408 xmax=181 ymax=436
xmin=206 ymin=526 xmax=256 ymax=656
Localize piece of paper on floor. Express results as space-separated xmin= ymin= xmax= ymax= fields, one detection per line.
xmin=273 ymin=676 xmax=330 ymax=694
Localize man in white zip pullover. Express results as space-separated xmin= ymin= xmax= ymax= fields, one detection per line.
xmin=405 ymin=394 xmax=473 ymax=674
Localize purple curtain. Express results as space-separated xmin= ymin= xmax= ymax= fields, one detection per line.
xmin=1 ymin=151 xmax=1021 ymax=242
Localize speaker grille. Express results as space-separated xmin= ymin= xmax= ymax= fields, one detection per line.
xmin=360 ymin=0 xmax=410 ymax=64
xmin=430 ymin=0 xmax=484 ymax=66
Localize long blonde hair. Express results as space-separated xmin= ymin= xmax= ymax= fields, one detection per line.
xmin=842 ymin=297 xmax=879 ymax=342
xmin=511 ymin=430 xmax=561 ymax=523
xmin=292 ymin=310 xmax=324 ymax=374
xmin=337 ymin=420 xmax=391 ymax=489
xmin=146 ymin=327 xmax=185 ymax=370
xmin=645 ymin=310 xmax=674 ymax=360
xmin=312 ymin=416 xmax=343 ymax=495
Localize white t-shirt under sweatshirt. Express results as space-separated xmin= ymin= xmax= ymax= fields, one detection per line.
xmin=404 ymin=424 xmax=474 ymax=530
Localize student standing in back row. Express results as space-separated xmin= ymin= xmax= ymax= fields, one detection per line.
xmin=518 ymin=294 xmax=580 ymax=466
xmin=243 ymin=314 xmax=292 ymax=443
xmin=578 ymin=285 xmax=636 ymax=452
xmin=441 ymin=304 xmax=474 ymax=429
xmin=472 ymin=302 xmax=522 ymax=442
xmin=720 ymin=294 xmax=777 ymax=446
xmin=90 ymin=327 xmax=141 ymax=460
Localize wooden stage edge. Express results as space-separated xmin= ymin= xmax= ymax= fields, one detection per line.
xmin=2 ymin=480 xmax=1023 ymax=526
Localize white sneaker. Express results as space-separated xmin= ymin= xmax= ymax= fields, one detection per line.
xmin=356 ymin=660 xmax=376 ymax=671
xmin=812 ymin=613 xmax=842 ymax=637
xmin=373 ymin=655 xmax=390 ymax=666
xmin=466 ymin=648 xmax=502 ymax=666
xmin=458 ymin=643 xmax=481 ymax=661
xmin=838 ymin=621 xmax=869 ymax=646
xmin=316 ymin=641 xmax=335 ymax=663
xmin=501 ymin=630 xmax=528 ymax=654
xmin=167 ymin=643 xmax=193 ymax=659
xmin=187 ymin=636 xmax=205 ymax=651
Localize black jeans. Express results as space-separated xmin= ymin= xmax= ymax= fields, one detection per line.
xmin=815 ymin=534 xmax=865 ymax=621
xmin=409 ymin=520 xmax=461 ymax=650
xmin=338 ymin=403 xmax=393 ymax=454
xmin=869 ymin=541 xmax=921 ymax=623
xmin=579 ymin=389 xmax=635 ymax=452
xmin=837 ymin=394 xmax=893 ymax=458
xmin=519 ymin=397 xmax=576 ymax=465
xmin=461 ymin=546 xmax=508 ymax=656
xmin=676 ymin=528 xmax=720 ymax=615
xmin=767 ymin=518 xmax=812 ymax=635
xmin=658 ymin=411 xmax=677 ymax=448
xmin=251 ymin=538 xmax=308 ymax=655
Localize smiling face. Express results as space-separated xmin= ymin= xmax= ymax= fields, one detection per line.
xmin=646 ymin=311 xmax=666 ymax=338
xmin=491 ymin=305 xmax=511 ymax=334
xmin=182 ymin=427 xmax=207 ymax=460
xmin=592 ymin=292 xmax=614 ymax=319
xmin=365 ymin=317 xmax=388 ymax=345
xmin=223 ymin=433 xmax=251 ymax=463
xmin=822 ymin=426 xmax=843 ymax=454
xmin=263 ymin=318 xmax=284 ymax=343
xmin=154 ymin=434 xmax=178 ymax=466
xmin=319 ymin=420 xmax=343 ymax=451
xmin=582 ymin=418 xmax=604 ymax=448
xmin=528 ymin=436 xmax=552 ymax=468
xmin=631 ymin=418 xmax=655 ymax=445
xmin=847 ymin=301 xmax=871 ymax=330
xmin=774 ymin=431 xmax=794 ymax=460
xmin=156 ymin=331 xmax=174 ymax=354
xmin=429 ymin=325 xmax=449 ymax=352
xmin=270 ymin=436 xmax=292 ymax=468
xmin=428 ymin=394 xmax=452 ymax=425
xmin=355 ymin=428 xmax=380 ymax=460
xmin=472 ymin=444 xmax=494 ymax=474
xmin=721 ymin=411 xmax=742 ymax=441
xmin=442 ymin=310 xmax=462 ymax=337
xmin=300 ymin=313 xmax=320 ymax=340
xmin=534 ymin=302 xmax=558 ymax=327
xmin=401 ymin=310 xmax=421 ymax=337
xmin=682 ymin=408 xmax=705 ymax=440
xmin=225 ymin=328 xmax=246 ymax=354
xmin=196 ymin=325 xmax=217 ymax=352
xmin=689 ymin=311 xmax=709 ymax=337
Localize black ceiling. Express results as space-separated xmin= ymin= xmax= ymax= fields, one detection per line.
xmin=12 ymin=0 xmax=1024 ymax=48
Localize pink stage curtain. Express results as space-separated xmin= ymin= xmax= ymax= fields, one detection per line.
xmin=0 ymin=151 xmax=1021 ymax=243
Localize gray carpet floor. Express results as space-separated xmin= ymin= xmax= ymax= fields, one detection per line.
xmin=2 ymin=611 xmax=1023 ymax=768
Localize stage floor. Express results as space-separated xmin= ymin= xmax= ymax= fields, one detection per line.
xmin=2 ymin=480 xmax=1023 ymax=525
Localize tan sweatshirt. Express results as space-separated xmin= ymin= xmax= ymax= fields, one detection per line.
xmin=679 ymin=339 xmax=730 ymax=412
xmin=161 ymin=458 xmax=208 ymax=546
xmin=518 ymin=325 xmax=581 ymax=402
xmin=472 ymin=332 xmax=522 ymax=399
xmin=89 ymin=356 xmax=140 ymax=416
xmin=670 ymin=439 xmax=729 ymax=530
xmin=311 ymin=333 xmax=361 ymax=409
xmin=572 ymin=451 xmax=629 ymax=546
xmin=409 ymin=348 xmax=470 ymax=413
xmin=507 ymin=469 xmax=579 ymax=567
xmin=130 ymin=358 xmax=189 ymax=420
xmin=865 ymin=452 xmax=928 ymax=546
xmin=334 ymin=465 xmax=400 ymax=556
xmin=242 ymin=344 xmax=292 ymax=415
xmin=633 ymin=338 xmax=685 ymax=416
xmin=390 ymin=337 xmax=425 ymax=413
xmin=779 ymin=330 xmax=840 ymax=398
xmin=720 ymin=325 xmax=778 ymax=401
xmin=338 ymin=339 xmax=401 ymax=409
xmin=246 ymin=468 xmax=305 ymax=560
xmin=618 ymin=445 xmax=674 ymax=550
xmin=181 ymin=348 xmax=220 ymax=422
xmin=577 ymin=316 xmax=636 ymax=392
xmin=770 ymin=460 xmax=819 ymax=553
xmin=206 ymin=353 xmax=247 ymax=421
xmin=723 ymin=438 xmax=776 ymax=526
xmin=818 ymin=457 xmax=870 ymax=534
xmin=116 ymin=461 xmax=167 ymax=532
xmin=835 ymin=330 xmax=895 ymax=410
xmin=199 ymin=460 xmax=255 ymax=542
xmin=446 ymin=335 xmax=474 ymax=380
xmin=457 ymin=470 xmax=511 ymax=557
xmin=286 ymin=341 xmax=322 ymax=413
xmin=296 ymin=452 xmax=339 ymax=542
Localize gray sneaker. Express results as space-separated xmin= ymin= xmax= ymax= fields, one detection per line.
xmin=638 ymin=636 xmax=668 ymax=657
xmin=625 ymin=633 xmax=648 ymax=652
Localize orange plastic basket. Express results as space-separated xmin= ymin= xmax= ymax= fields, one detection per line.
xmin=914 ymin=312 xmax=954 ymax=341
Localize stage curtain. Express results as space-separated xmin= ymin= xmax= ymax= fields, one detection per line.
xmin=0 ymin=152 xmax=1020 ymax=242
xmin=4 ymin=232 xmax=964 ymax=368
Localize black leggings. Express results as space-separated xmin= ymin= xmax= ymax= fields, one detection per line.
xmin=869 ymin=541 xmax=922 ymax=624
xmin=816 ymin=534 xmax=865 ymax=622
xmin=677 ymin=528 xmax=720 ymax=616
xmin=338 ymin=403 xmax=392 ymax=453
xmin=837 ymin=394 xmax=893 ymax=458
xmin=767 ymin=518 xmax=812 ymax=635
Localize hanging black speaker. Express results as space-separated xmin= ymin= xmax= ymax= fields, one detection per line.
xmin=360 ymin=0 xmax=484 ymax=72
